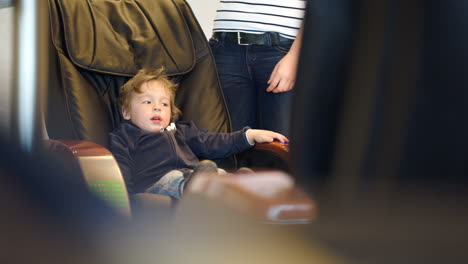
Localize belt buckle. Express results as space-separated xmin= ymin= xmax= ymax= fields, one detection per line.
xmin=237 ymin=32 xmax=250 ymax=46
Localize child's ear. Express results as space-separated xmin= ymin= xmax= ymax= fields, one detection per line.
xmin=122 ymin=108 xmax=131 ymax=120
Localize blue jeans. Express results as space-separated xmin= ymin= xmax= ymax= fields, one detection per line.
xmin=209 ymin=36 xmax=294 ymax=137
xmin=144 ymin=170 xmax=185 ymax=200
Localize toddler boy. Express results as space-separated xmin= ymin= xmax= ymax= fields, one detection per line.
xmin=110 ymin=68 xmax=288 ymax=199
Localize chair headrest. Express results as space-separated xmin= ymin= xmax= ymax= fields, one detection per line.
xmin=51 ymin=0 xmax=195 ymax=76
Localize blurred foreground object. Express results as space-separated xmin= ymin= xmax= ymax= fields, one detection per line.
xmin=0 ymin=135 xmax=345 ymax=264
xmin=292 ymin=0 xmax=468 ymax=263
xmin=186 ymin=170 xmax=317 ymax=224
xmin=0 ymin=136 xmax=126 ymax=263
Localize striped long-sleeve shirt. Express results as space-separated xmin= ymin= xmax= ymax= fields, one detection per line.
xmin=213 ymin=0 xmax=306 ymax=39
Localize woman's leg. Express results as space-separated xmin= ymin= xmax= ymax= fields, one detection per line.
xmin=252 ymin=42 xmax=294 ymax=137
xmin=210 ymin=38 xmax=256 ymax=131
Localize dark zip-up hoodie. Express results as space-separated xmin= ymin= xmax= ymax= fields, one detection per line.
xmin=109 ymin=121 xmax=252 ymax=194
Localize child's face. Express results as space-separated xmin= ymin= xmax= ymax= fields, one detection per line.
xmin=123 ymin=80 xmax=172 ymax=133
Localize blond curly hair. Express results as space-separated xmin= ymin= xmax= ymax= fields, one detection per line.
xmin=119 ymin=67 xmax=182 ymax=120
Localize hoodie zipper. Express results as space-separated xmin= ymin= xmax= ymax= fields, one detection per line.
xmin=165 ymin=131 xmax=178 ymax=169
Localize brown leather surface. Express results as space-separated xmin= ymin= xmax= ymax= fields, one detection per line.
xmin=236 ymin=142 xmax=291 ymax=173
xmin=254 ymin=142 xmax=289 ymax=162
xmin=43 ymin=139 xmax=113 ymax=157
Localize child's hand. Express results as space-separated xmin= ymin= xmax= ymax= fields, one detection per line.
xmin=245 ymin=129 xmax=289 ymax=145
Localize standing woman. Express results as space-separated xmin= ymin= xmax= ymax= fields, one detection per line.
xmin=209 ymin=0 xmax=306 ymax=137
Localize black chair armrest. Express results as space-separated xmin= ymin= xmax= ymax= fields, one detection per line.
xmin=43 ymin=139 xmax=132 ymax=217
xmin=43 ymin=139 xmax=175 ymax=219
xmin=237 ymin=142 xmax=290 ymax=172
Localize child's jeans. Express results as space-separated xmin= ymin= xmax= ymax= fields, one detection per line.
xmin=144 ymin=170 xmax=186 ymax=200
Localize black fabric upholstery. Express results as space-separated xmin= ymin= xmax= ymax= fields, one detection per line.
xmin=45 ymin=0 xmax=230 ymax=154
